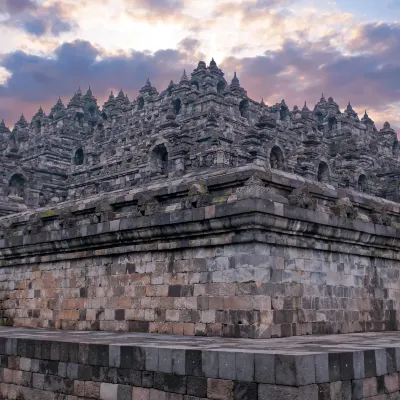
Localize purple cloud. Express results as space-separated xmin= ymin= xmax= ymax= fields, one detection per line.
xmin=0 ymin=0 xmax=37 ymax=14
xmin=0 ymin=1 xmax=76 ymax=37
xmin=0 ymin=40 xmax=194 ymax=124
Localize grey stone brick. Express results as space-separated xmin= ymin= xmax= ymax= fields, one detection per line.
xmin=158 ymin=348 xmax=173 ymax=374
xmin=275 ymin=354 xmax=315 ymax=386
xmin=145 ymin=347 xmax=159 ymax=372
xmin=315 ymin=353 xmax=329 ymax=383
xmin=109 ymin=345 xmax=121 ymax=368
xmin=235 ymin=352 xmax=254 ymax=382
xmin=255 ymin=353 xmax=275 ymax=384
xmin=218 ymin=351 xmax=236 ymax=380
xmin=202 ymin=351 xmax=219 ymax=379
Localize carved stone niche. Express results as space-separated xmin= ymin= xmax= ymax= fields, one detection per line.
xmin=133 ymin=193 xmax=160 ymax=216
xmin=330 ymin=197 xmax=358 ymax=219
xmin=287 ymin=185 xmax=317 ymax=210
xmin=181 ymin=181 xmax=211 ymax=209
xmin=236 ymin=173 xmax=270 ymax=200
xmin=59 ymin=209 xmax=75 ymax=229
xmin=370 ymin=204 xmax=392 ymax=226
xmin=0 ymin=219 xmax=11 ymax=239
xmin=23 ymin=214 xmax=43 ymax=235
xmin=91 ymin=201 xmax=115 ymax=223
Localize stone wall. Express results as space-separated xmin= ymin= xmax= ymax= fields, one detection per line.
xmin=1 ymin=240 xmax=399 ymax=339
xmin=1 ymin=164 xmax=400 ymax=339
xmin=2 ymin=328 xmax=400 ymax=400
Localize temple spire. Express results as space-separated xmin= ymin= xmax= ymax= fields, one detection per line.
xmin=180 ymin=69 xmax=189 ymax=83
xmin=231 ymin=71 xmax=240 ymax=87
xmin=0 ymin=118 xmax=10 ymax=134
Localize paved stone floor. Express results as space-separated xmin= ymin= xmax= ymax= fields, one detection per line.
xmin=3 ymin=326 xmax=400 ymax=354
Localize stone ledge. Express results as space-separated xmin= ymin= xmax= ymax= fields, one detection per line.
xmin=1 ymin=198 xmax=400 ymax=261
xmin=2 ymin=327 xmax=400 ymax=385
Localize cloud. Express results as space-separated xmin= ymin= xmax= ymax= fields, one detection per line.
xmin=221 ymin=22 xmax=400 ymax=129
xmin=133 ymin=0 xmax=184 ymax=11
xmin=0 ymin=0 xmax=37 ymax=14
xmin=0 ymin=1 xmax=77 ymax=37
xmin=0 ymin=39 xmax=197 ymax=125
xmin=0 ymin=14 xmax=399 ymax=132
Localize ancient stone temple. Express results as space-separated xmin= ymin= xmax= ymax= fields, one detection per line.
xmin=1 ymin=60 xmax=400 ymax=399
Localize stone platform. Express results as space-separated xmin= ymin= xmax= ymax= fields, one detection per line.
xmin=2 ymin=327 xmax=400 ymax=399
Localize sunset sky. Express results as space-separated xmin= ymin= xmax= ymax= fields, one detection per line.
xmin=0 ymin=0 xmax=399 ymax=131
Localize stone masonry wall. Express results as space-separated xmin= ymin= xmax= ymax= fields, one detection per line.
xmin=1 ymin=240 xmax=399 ymax=338
xmin=2 ymin=329 xmax=400 ymax=400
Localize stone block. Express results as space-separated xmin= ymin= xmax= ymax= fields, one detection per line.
xmin=159 ymin=348 xmax=173 ymax=374
xmin=154 ymin=372 xmax=187 ymax=394
xmin=352 ymin=379 xmax=364 ymax=400
xmin=202 ymin=351 xmax=219 ymax=378
xmin=384 ymin=373 xmax=399 ymax=393
xmin=275 ymin=354 xmax=315 ymax=386
xmin=363 ymin=377 xmax=378 ymax=397
xmin=328 ymin=353 xmax=341 ymax=382
xmin=85 ymin=381 xmax=101 ymax=399
xmin=186 ymin=376 xmax=207 ymax=398
xmin=235 ymin=352 xmax=254 ymax=382
xmin=185 ymin=350 xmax=203 ymax=377
xmin=315 ymin=353 xmax=329 ymax=383
xmin=117 ymin=384 xmax=132 ymax=400
xmin=364 ymin=350 xmax=377 ymax=378
xmin=19 ymin=357 xmax=31 ymax=371
xmin=74 ymin=380 xmax=85 ymax=397
xmin=218 ymin=351 xmax=236 ymax=380
xmin=100 ymin=382 xmax=118 ymax=400
xmin=172 ymin=349 xmax=186 ymax=375
xmin=132 ymin=387 xmax=150 ymax=400
xmin=66 ymin=363 xmax=79 ymax=380
xmin=145 ymin=347 xmax=159 ymax=372
xmin=207 ymin=378 xmax=234 ymax=400
xmin=234 ymin=381 xmax=257 ymax=400
xmin=376 ymin=349 xmax=388 ymax=376
xmin=258 ymin=384 xmax=318 ymax=400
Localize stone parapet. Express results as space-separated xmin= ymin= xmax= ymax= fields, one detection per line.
xmin=1 ymin=327 xmax=400 ymax=399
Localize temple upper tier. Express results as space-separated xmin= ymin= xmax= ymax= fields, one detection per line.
xmin=0 ymin=59 xmax=398 ymax=215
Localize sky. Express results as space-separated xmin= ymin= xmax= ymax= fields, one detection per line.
xmin=0 ymin=0 xmax=399 ymax=131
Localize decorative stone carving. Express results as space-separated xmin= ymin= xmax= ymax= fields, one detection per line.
xmin=287 ymin=185 xmax=316 ymax=210
xmin=371 ymin=205 xmax=392 ymax=226
xmin=181 ymin=181 xmax=211 ymax=209
xmin=236 ymin=173 xmax=270 ymax=200
xmin=330 ymin=197 xmax=358 ymax=219
xmin=134 ymin=193 xmax=160 ymax=216
xmin=59 ymin=210 xmax=75 ymax=229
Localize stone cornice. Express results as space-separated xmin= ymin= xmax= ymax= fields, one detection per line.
xmin=1 ymin=196 xmax=400 ymax=266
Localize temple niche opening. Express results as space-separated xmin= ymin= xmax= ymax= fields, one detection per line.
xmin=151 ymin=144 xmax=169 ymax=175
xmin=138 ymin=97 xmax=144 ymax=110
xmin=317 ymin=162 xmax=330 ymax=183
xmin=239 ymin=99 xmax=249 ymax=118
xmin=280 ymin=106 xmax=288 ymax=121
xmin=328 ymin=116 xmax=337 ymax=131
xmin=316 ymin=112 xmax=324 ymax=124
xmin=173 ymin=98 xmax=181 ymax=115
xmin=8 ymin=174 xmax=25 ymax=198
xmin=269 ymin=146 xmax=284 ymax=170
xmin=74 ymin=148 xmax=84 ymax=166
xmin=217 ymin=81 xmax=226 ymax=94
xmin=34 ymin=120 xmax=41 ymax=135
xmin=358 ymin=174 xmax=368 ymax=193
